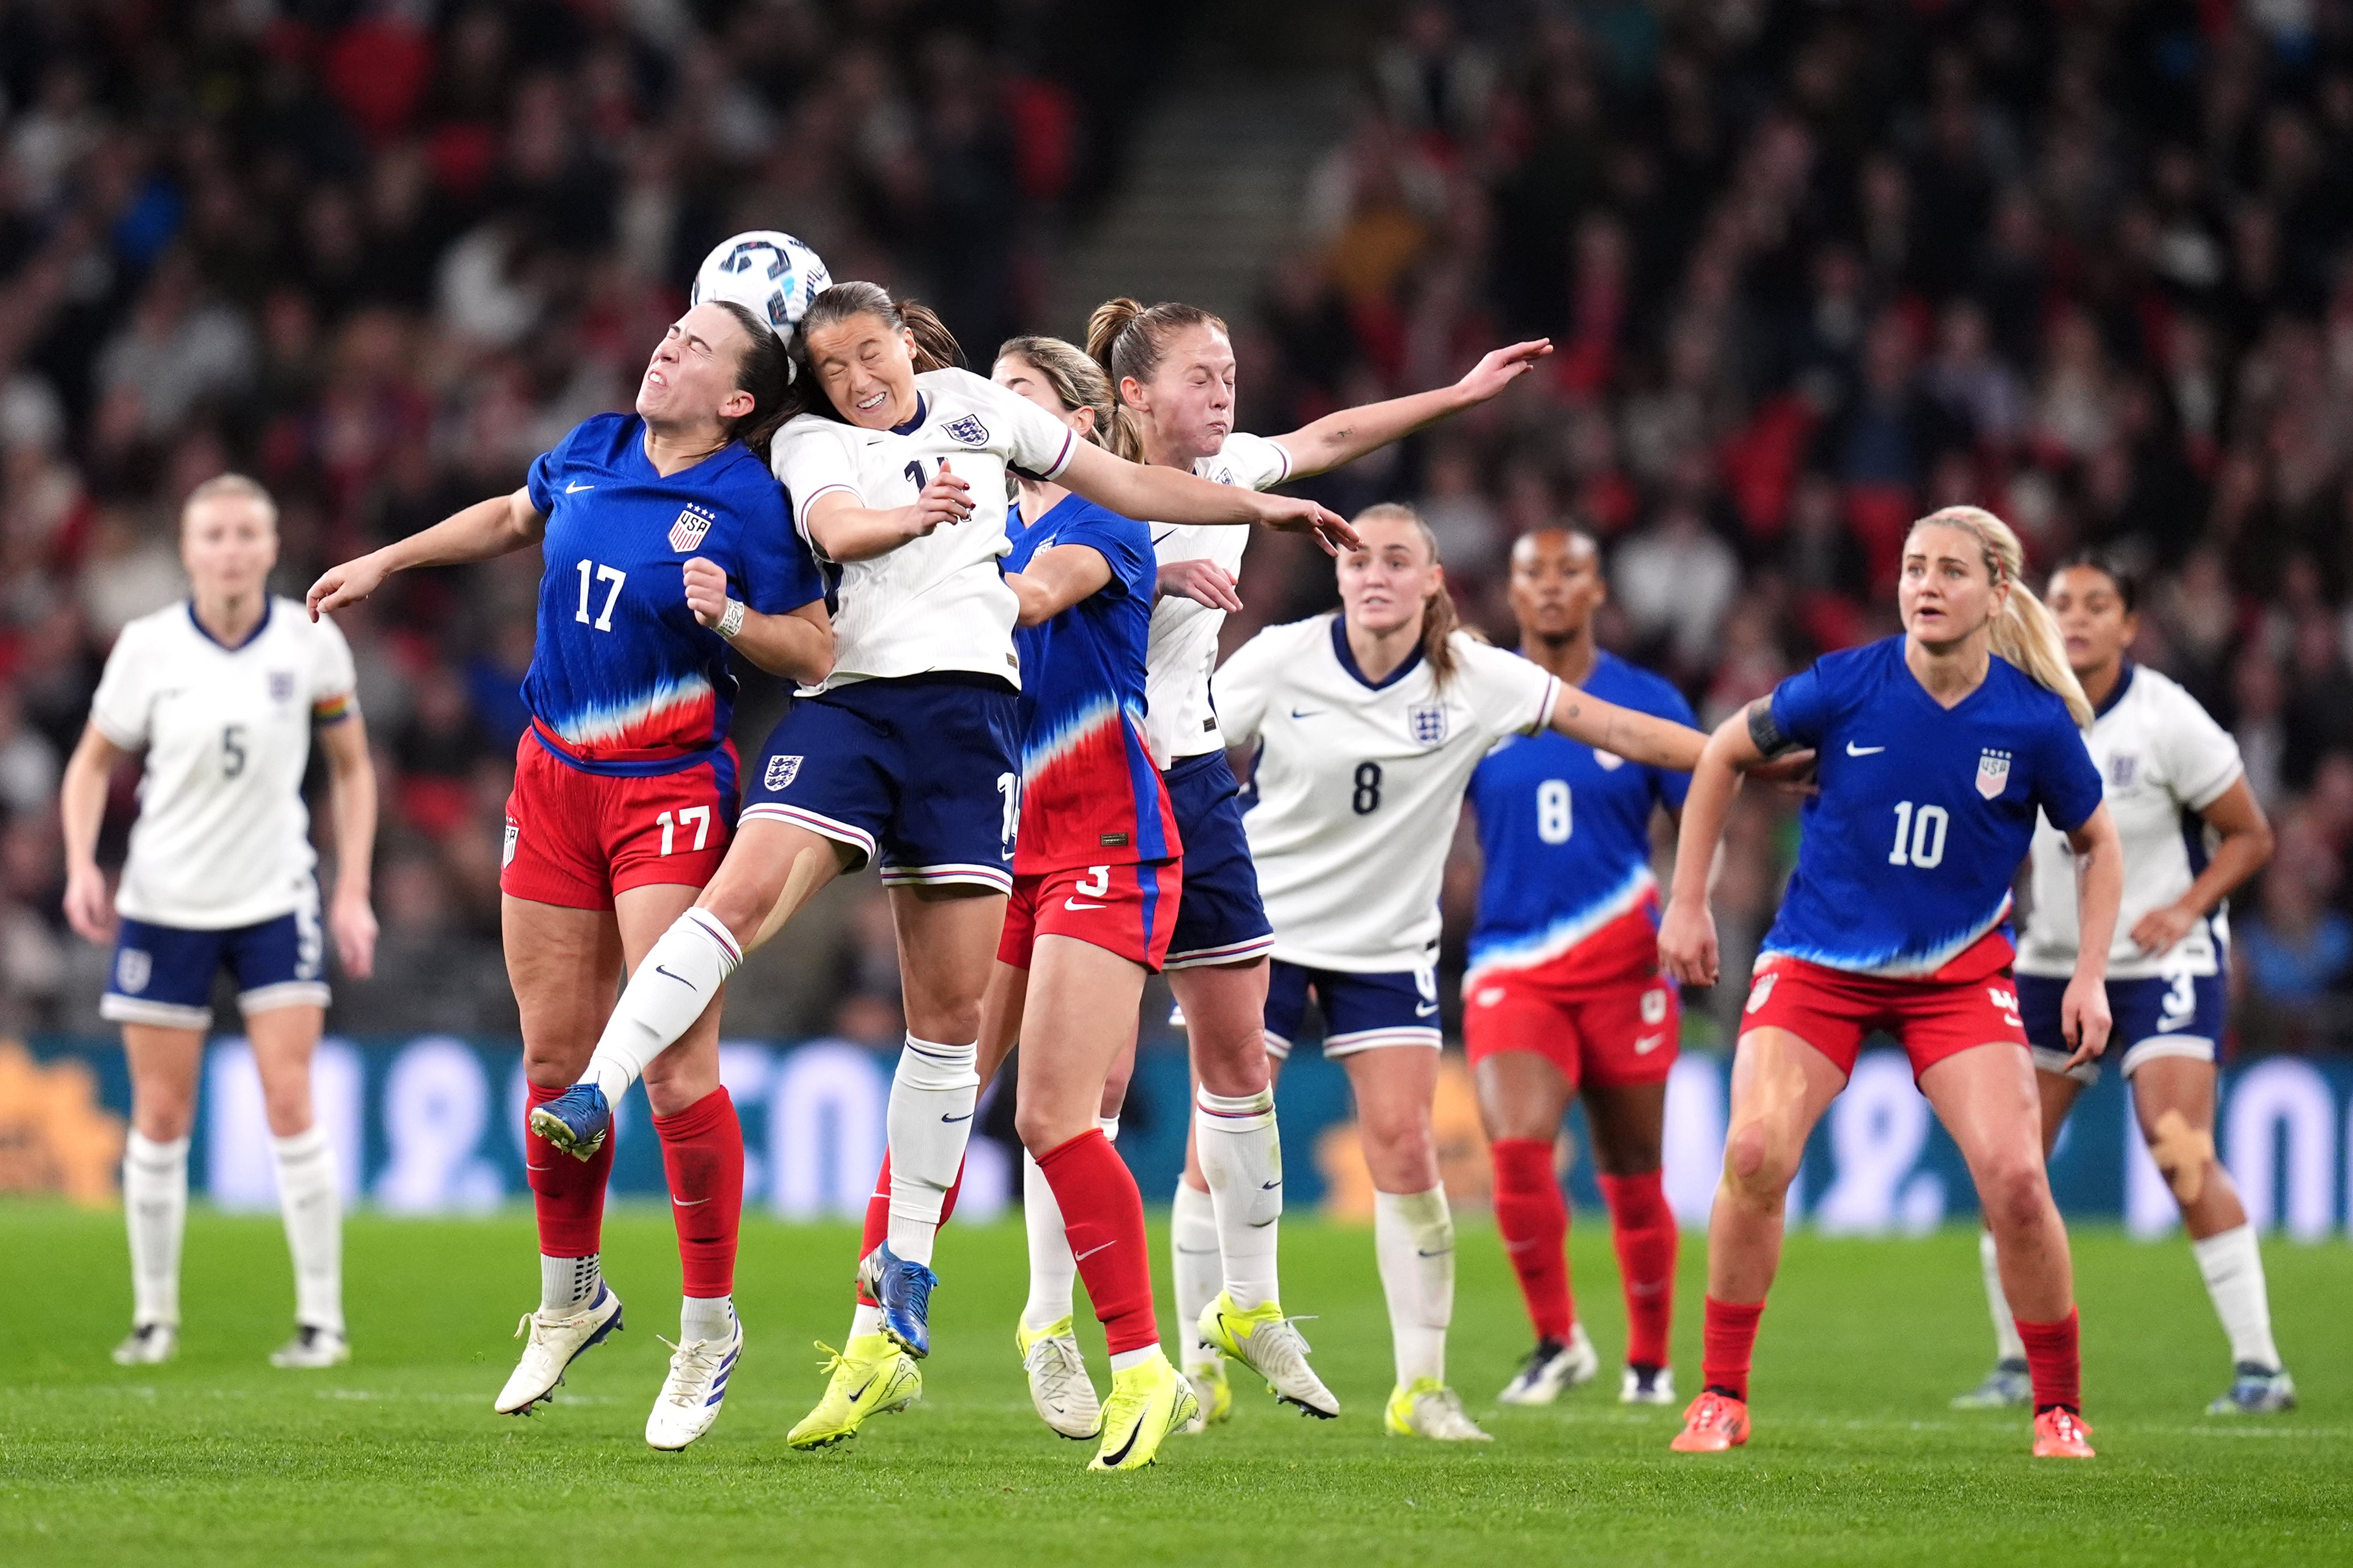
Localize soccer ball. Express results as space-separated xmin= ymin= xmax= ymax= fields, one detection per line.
xmin=691 ymin=230 xmax=832 ymax=343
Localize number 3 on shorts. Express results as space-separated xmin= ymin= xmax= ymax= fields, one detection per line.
xmin=656 ymin=806 xmax=711 ymax=856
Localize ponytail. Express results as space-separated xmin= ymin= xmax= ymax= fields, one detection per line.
xmin=787 ymin=282 xmax=965 ymax=422
xmin=1085 ymin=295 xmax=1229 ymax=465
xmin=708 ymin=299 xmax=795 ymax=462
xmin=1913 ymin=505 xmax=2095 ymax=728
xmin=1351 ymin=501 xmax=1462 ymax=688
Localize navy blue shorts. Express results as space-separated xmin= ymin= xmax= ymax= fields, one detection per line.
xmin=101 ymin=893 xmax=328 ymax=1031
xmin=1262 ymin=959 xmax=1442 ymax=1060
xmin=2020 ymin=966 xmax=2225 ymax=1085
xmin=1161 ymin=750 xmax=1273 ymax=969
xmin=743 ymin=673 xmax=1020 ymax=893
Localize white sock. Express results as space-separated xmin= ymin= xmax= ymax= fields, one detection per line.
xmin=848 ymin=1303 xmax=885 ymax=1342
xmin=540 ymin=1253 xmax=602 ymax=1313
xmin=270 ymin=1127 xmax=343 ymax=1335
xmin=682 ymin=1295 xmax=734 ymax=1343
xmin=1374 ymin=1185 xmax=1454 ymax=1389
xmin=582 ymin=908 xmax=740 ymax=1103
xmin=1019 ymin=1116 xmax=1118 ymax=1334
xmin=1171 ymin=1178 xmax=1221 ymax=1370
xmin=882 ymin=1033 xmax=979 ymax=1268
xmin=1196 ymin=1086 xmax=1281 ymax=1312
xmin=123 ymin=1131 xmax=190 ymax=1328
xmin=2192 ymin=1223 xmax=2282 ymax=1370
xmin=1981 ymin=1227 xmax=2024 ymax=1364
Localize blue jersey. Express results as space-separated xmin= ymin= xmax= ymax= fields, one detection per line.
xmin=1465 ymin=651 xmax=1694 ymax=986
xmin=522 ymin=413 xmax=823 ymax=776
xmin=1004 ymin=494 xmax=1176 ymax=872
xmin=1760 ymin=637 xmax=2103 ymax=980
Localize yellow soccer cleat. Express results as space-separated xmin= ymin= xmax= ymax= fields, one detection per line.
xmin=1017 ymin=1316 xmax=1102 ymax=1440
xmin=1383 ymin=1377 xmax=1491 ymax=1441
xmin=1090 ymin=1349 xmax=1201 ymax=1471
xmin=1181 ymin=1358 xmax=1231 ymax=1434
xmin=1198 ymin=1292 xmax=1339 ymax=1419
xmin=786 ymin=1335 xmax=922 ymax=1450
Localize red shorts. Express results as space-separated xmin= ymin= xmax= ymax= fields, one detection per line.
xmin=1739 ymin=955 xmax=2027 ymax=1081
xmin=501 ymin=733 xmax=737 ymax=911
xmin=997 ymin=859 xmax=1181 ymax=972
xmin=1463 ymin=957 xmax=1679 ymax=1089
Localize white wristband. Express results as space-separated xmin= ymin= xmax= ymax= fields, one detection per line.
xmin=717 ymin=598 xmax=747 ymax=639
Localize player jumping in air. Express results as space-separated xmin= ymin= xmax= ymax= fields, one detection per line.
xmin=1213 ymin=503 xmax=1704 ymax=1440
xmin=1463 ymin=527 xmax=1694 ymax=1408
xmin=66 ymin=475 xmax=378 ymax=1372
xmin=1953 ymin=551 xmax=2291 ymax=1416
xmin=1658 ymin=505 xmax=2123 ymax=1460
xmin=310 ymin=292 xmax=833 ymax=1448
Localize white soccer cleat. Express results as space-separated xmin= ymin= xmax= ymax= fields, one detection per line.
xmin=1620 ymin=1363 xmax=1677 ymax=1405
xmin=495 ymin=1283 xmax=625 ymax=1415
xmin=112 ymin=1322 xmax=177 ymax=1367
xmin=1385 ymin=1377 xmax=1493 ymax=1441
xmin=1198 ymin=1292 xmax=1339 ymax=1419
xmin=1497 ymin=1322 xmax=1600 ymax=1405
xmin=1017 ymin=1316 xmax=1102 ymax=1440
xmin=646 ymin=1317 xmax=743 ymax=1451
xmin=269 ymin=1325 xmax=350 ymax=1369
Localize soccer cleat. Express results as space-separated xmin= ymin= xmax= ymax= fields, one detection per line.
xmin=269 ymin=1324 xmax=350 ymax=1369
xmin=112 ymin=1322 xmax=177 ymax=1367
xmin=856 ymin=1243 xmax=938 ymax=1359
xmin=1620 ymin=1363 xmax=1677 ymax=1406
xmin=646 ymin=1315 xmax=743 ymax=1450
xmin=1198 ymin=1292 xmax=1339 ymax=1419
xmin=1952 ymin=1357 xmax=2032 ymax=1409
xmin=2208 ymin=1363 xmax=2298 ymax=1415
xmin=1090 ymin=1350 xmax=1200 ymax=1471
xmin=1498 ymin=1322 xmax=1601 ymax=1406
xmin=1181 ymin=1360 xmax=1231 ymax=1433
xmin=786 ymin=1335 xmax=922 ymax=1449
xmin=2032 ymin=1407 xmax=2096 ymax=1458
xmin=1669 ymin=1390 xmax=1750 ymax=1453
xmin=1383 ymin=1378 xmax=1492 ymax=1441
xmin=494 ymin=1283 xmax=624 ymax=1415
xmin=528 ymin=1084 xmax=611 ymax=1162
xmin=1017 ymin=1316 xmax=1102 ymax=1440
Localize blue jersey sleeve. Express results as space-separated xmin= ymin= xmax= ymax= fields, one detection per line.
xmin=734 ymin=475 xmax=825 ymax=615
xmin=2033 ymin=707 xmax=2103 ymax=834
xmin=526 ymin=418 xmax=598 ymax=517
xmin=1049 ymin=508 xmax=1153 ymax=600
xmin=1769 ymin=660 xmax=1836 ymax=749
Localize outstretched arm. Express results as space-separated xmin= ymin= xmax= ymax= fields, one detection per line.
xmin=308 ymin=488 xmax=543 ymax=618
xmin=1545 ymin=685 xmax=1706 ymax=772
xmin=1004 ymin=544 xmax=1113 ymax=628
xmin=1269 ymin=340 xmax=1552 ymax=478
xmin=1056 ymin=443 xmax=1358 ymax=554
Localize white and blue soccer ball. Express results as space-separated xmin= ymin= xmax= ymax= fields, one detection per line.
xmin=691 ymin=230 xmax=832 ymax=344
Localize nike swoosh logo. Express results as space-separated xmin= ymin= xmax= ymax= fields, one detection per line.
xmin=1249 ymin=1217 xmax=1277 ymax=1228
xmin=1151 ymin=530 xmax=1176 ymax=545
xmin=654 ymin=964 xmax=695 ymax=988
xmin=940 ymin=1111 xmax=972 ymax=1123
xmin=1073 ymin=1241 xmax=1116 ymax=1262
xmin=1845 ymin=742 xmax=1885 ymax=756
xmin=1634 ymin=1033 xmax=1665 ymax=1054
xmin=565 ymin=482 xmax=595 ymax=493
xmin=672 ymin=1196 xmax=712 ymax=1207
xmin=1100 ymin=1417 xmax=1144 ymax=1467
xmin=849 ymin=1376 xmax=876 ymax=1402
xmin=1416 ymin=1248 xmax=1451 ymax=1258
xmin=1289 ymin=707 xmax=1323 ymax=719
xmin=1261 ymin=1179 xmax=1281 ymax=1190
xmin=1415 ymin=1002 xmax=1439 ymax=1017
xmin=1064 ymin=899 xmax=1107 ymax=911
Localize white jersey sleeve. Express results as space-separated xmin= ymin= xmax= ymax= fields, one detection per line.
xmin=2151 ymin=678 xmax=2244 ymax=811
xmin=89 ymin=617 xmax=159 ymax=749
xmin=954 ymin=369 xmax=1079 ymax=481
xmin=308 ymin=612 xmax=359 ymax=709
xmin=774 ymin=418 xmax=865 ymax=537
xmin=1454 ymin=638 xmax=1560 ymax=742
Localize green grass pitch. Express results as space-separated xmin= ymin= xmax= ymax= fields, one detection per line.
xmin=1 ymin=1206 xmax=2347 ymax=1566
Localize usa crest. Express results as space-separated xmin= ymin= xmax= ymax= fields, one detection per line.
xmin=1408 ymin=701 xmax=1448 ymax=746
xmin=115 ymin=948 xmax=152 ymax=996
xmin=268 ymin=671 xmax=295 ymax=702
xmin=670 ymin=506 xmax=714 ymax=552
xmin=764 ymin=754 xmax=803 ymax=791
xmin=1976 ymin=748 xmax=2012 ymax=800
xmin=1745 ymin=970 xmax=1778 ymax=1015
xmin=942 ymin=414 xmax=988 ymax=445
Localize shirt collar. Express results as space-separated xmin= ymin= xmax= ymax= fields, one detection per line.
xmin=1330 ymin=614 xmax=1423 ymax=691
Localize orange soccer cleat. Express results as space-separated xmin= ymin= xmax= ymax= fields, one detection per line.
xmin=2031 ymin=1407 xmax=2096 ymax=1459
xmin=1669 ymin=1390 xmax=1750 ymax=1453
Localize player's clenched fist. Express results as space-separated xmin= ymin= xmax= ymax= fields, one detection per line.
xmin=682 ymin=556 xmax=732 ymax=628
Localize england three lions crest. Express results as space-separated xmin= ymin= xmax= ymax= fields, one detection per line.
xmin=1976 ymin=748 xmax=2012 ymax=799
xmin=942 ymin=414 xmax=988 ymax=445
xmin=670 ymin=505 xmax=715 ymax=552
xmin=1409 ymin=701 xmax=1448 ymax=746
xmin=764 ymin=754 xmax=802 ymax=790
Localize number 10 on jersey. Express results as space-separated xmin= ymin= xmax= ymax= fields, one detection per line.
xmin=1887 ymin=800 xmax=1949 ymax=869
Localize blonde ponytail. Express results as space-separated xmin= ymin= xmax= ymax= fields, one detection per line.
xmin=1913 ymin=505 xmax=2094 ymax=729
xmin=1351 ymin=502 xmax=1461 ymax=687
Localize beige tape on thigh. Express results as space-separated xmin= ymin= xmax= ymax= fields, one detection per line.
xmin=2149 ymin=1109 xmax=2215 ymax=1205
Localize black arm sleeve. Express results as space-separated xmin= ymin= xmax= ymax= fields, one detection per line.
xmin=1746 ymin=697 xmax=1798 ymax=760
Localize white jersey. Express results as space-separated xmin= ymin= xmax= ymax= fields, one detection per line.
xmin=90 ymin=598 xmax=358 ymax=930
xmin=1143 ymin=432 xmax=1293 ymax=766
xmin=773 ymin=367 xmax=1077 ymax=694
xmin=1216 ymin=615 xmax=1558 ymax=972
xmin=2016 ymin=663 xmax=2243 ymax=981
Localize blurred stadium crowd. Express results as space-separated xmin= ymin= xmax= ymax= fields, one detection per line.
xmin=5 ymin=0 xmax=2353 ymax=1062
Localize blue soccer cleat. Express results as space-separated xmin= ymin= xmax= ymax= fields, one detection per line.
xmin=529 ymin=1084 xmax=611 ymax=1161
xmin=857 ymin=1243 xmax=939 ymax=1359
xmin=2208 ymin=1363 xmax=2297 ymax=1415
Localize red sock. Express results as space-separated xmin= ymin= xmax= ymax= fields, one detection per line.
xmin=1035 ymin=1129 xmax=1158 ymax=1355
xmin=1599 ymin=1170 xmax=1678 ymax=1370
xmin=1490 ymin=1138 xmax=1574 ymax=1342
xmin=526 ymin=1081 xmax=612 ymax=1258
xmin=855 ymin=1152 xmax=967 ymax=1307
xmin=653 ymin=1087 xmax=744 ymax=1299
xmin=2016 ymin=1308 xmax=2082 ymax=1414
xmin=1701 ymin=1296 xmax=1765 ymax=1402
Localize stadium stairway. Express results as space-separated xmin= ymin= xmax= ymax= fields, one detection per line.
xmin=1052 ymin=67 xmax=1357 ymax=334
